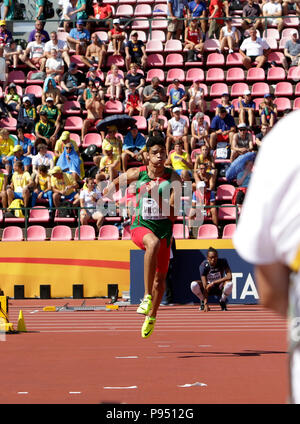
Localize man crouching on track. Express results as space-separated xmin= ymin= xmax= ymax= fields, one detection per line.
xmin=191 ymin=247 xmax=233 ymax=312
xmin=103 ymin=136 xmax=182 ymax=338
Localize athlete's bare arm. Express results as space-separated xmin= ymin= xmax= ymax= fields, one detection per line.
xmin=103 ymin=167 xmax=140 ymax=199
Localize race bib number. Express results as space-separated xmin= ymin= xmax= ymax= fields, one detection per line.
xmin=142 ymin=198 xmax=167 ymax=220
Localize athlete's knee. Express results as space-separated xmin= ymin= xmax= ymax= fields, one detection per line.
xmin=191 ymin=281 xmax=201 ymax=294
xmin=144 ymin=236 xmax=160 ymax=253
xmin=223 ymin=281 xmax=233 ymax=296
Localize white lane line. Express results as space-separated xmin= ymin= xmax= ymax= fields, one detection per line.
xmin=69 ymin=392 xmax=82 ymax=394
xmin=29 ymin=310 xmax=39 ymax=314
xmin=17 ymin=392 xmax=29 ymax=394
xmin=115 ymin=356 xmax=138 ymax=359
xmin=103 ymin=386 xmax=137 ymax=390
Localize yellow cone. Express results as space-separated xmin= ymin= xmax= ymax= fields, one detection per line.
xmin=17 ymin=310 xmax=27 ymax=332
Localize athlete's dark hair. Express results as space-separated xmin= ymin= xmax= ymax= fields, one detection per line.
xmin=146 ymin=136 xmax=166 ymax=152
xmin=207 ymin=246 xmax=218 ymax=256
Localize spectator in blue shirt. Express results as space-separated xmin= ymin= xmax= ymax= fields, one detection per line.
xmin=167 ymin=79 xmax=187 ymax=109
xmin=238 ymin=89 xmax=255 ymax=128
xmin=15 ymin=127 xmax=32 ymax=157
xmin=6 ymin=145 xmax=32 ymax=174
xmin=121 ymin=126 xmax=147 ymax=171
xmin=167 ymin=0 xmax=189 ymax=41
xmin=210 ymin=107 xmax=236 ymax=149
xmin=67 ymin=20 xmax=90 ymax=55
xmin=188 ymin=0 xmax=207 ymax=32
xmin=216 ymin=93 xmax=234 ymax=117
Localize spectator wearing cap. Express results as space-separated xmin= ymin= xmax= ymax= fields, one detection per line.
xmin=97 ymin=142 xmax=121 ymax=182
xmin=188 ymin=79 xmax=206 ymax=119
xmin=262 ymin=0 xmax=284 ymax=34
xmin=219 ymin=18 xmax=240 ymax=54
xmin=0 ymin=20 xmax=12 ymax=46
xmin=210 ymin=106 xmax=236 ymax=150
xmin=17 ymin=97 xmax=37 ymax=133
xmin=82 ymin=33 xmax=107 ymax=70
xmin=166 ymin=107 xmax=189 ymax=154
xmin=239 ymin=27 xmax=270 ymax=70
xmin=284 ymin=30 xmax=300 ymax=68
xmin=50 ymin=166 xmax=80 ymax=212
xmin=4 ymin=83 xmax=21 ymax=116
xmin=142 ymin=77 xmax=167 ymax=118
xmin=88 ymin=0 xmax=112 ymax=30
xmin=125 ymin=31 xmax=147 ymax=71
xmin=67 ymin=20 xmax=90 ymax=55
xmin=20 ymin=31 xmax=47 ymax=71
xmin=28 ymin=20 xmax=49 ymax=43
xmin=165 ymin=138 xmax=193 ymax=181
xmin=108 ymin=19 xmax=126 ymax=56
xmin=35 ymin=110 xmax=57 ymax=149
xmin=6 ymin=160 xmax=33 ymax=208
xmin=122 ymin=126 xmax=147 ymax=171
xmin=61 ymin=62 xmax=86 ymax=98
xmin=242 ymin=0 xmax=263 ymax=33
xmin=124 ymin=63 xmax=145 ymax=100
xmin=125 ymin=83 xmax=143 ymax=116
xmin=57 ymin=141 xmax=84 ymax=182
xmin=259 ymin=93 xmax=277 ymax=127
xmin=54 ymin=131 xmax=80 ymax=161
xmin=167 ymin=79 xmax=188 ymax=110
xmin=45 ymin=31 xmax=71 ymax=68
xmin=216 ymin=93 xmax=234 ymax=117
xmin=40 ymin=97 xmax=62 ymax=139
xmin=230 ymin=123 xmax=254 ymax=162
xmin=167 ymin=0 xmax=189 ymax=42
xmin=4 ymin=39 xmax=22 ymax=69
xmin=238 ymin=90 xmax=255 ymax=128
xmin=6 ymin=144 xmax=32 ymax=174
xmin=184 ymin=17 xmax=205 ymax=62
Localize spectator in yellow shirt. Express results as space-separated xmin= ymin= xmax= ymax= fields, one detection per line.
xmin=96 ymin=143 xmax=120 ymax=183
xmin=94 ymin=125 xmax=122 ymax=168
xmin=6 ymin=160 xmax=33 ymax=208
xmin=50 ymin=166 xmax=79 ymax=211
xmin=165 ymin=139 xmax=193 ymax=181
xmin=0 ymin=170 xmax=8 ymax=209
xmin=0 ymin=128 xmax=14 ymax=170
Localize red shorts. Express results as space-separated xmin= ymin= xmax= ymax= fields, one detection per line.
xmin=217 ymin=134 xmax=229 ymax=142
xmin=130 ymin=226 xmax=171 ymax=274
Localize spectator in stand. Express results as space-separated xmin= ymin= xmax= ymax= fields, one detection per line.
xmin=210 ymin=106 xmax=236 ymax=149
xmin=239 ymin=26 xmax=270 ymax=69
xmin=32 ymin=143 xmax=54 ymax=173
xmin=4 ymin=83 xmax=21 ymax=116
xmin=184 ymin=17 xmax=205 ymax=62
xmin=31 ymin=164 xmax=53 ymax=208
xmin=262 ymin=0 xmax=284 ymax=34
xmin=167 ymin=79 xmax=187 ymax=110
xmin=68 ymin=0 xmax=88 ymax=23
xmin=230 ymin=123 xmax=254 ymax=162
xmin=166 ymin=107 xmax=189 ymax=153
xmin=42 ymin=76 xmax=65 ymax=110
xmin=242 ymin=0 xmax=263 ymax=32
xmin=3 ymin=2 xmax=14 ymax=33
xmin=167 ymin=0 xmax=189 ymax=41
xmin=40 ymin=97 xmax=62 ymax=140
xmin=188 ymin=79 xmax=206 ymax=119
xmin=80 ymin=177 xmax=104 ymax=230
xmin=81 ymin=86 xmax=104 ymax=139
xmin=54 ymin=131 xmax=80 ymax=161
xmin=219 ymin=18 xmax=240 ymax=54
xmin=45 ymin=31 xmax=71 ymax=68
xmin=20 ymin=31 xmax=47 ymax=71
xmin=84 ymin=67 xmax=105 ymax=102
xmin=28 ymin=20 xmax=49 ymax=43
xmin=232 ymin=159 xmax=254 ymax=208
xmin=188 ymin=0 xmax=207 ymax=33
xmin=0 ymin=48 xmax=7 ymax=91
xmin=124 ymin=63 xmax=145 ymax=100
xmin=125 ymin=31 xmax=147 ymax=71
xmin=208 ymin=0 xmax=224 ymax=39
xmin=57 ymin=142 xmax=84 ymax=182
xmin=124 ymin=83 xmax=143 ymax=116
xmin=0 ymin=128 xmax=14 ymax=170
xmin=45 ymin=48 xmax=65 ymax=82
xmin=216 ymin=92 xmax=234 ymax=117
xmin=6 ymin=145 xmax=32 ymax=174
xmin=259 ymin=93 xmax=277 ymax=127
xmin=97 ymin=143 xmax=121 ymax=182
xmin=82 ymin=33 xmax=107 ymax=70
xmin=0 ymin=20 xmax=12 ymax=45
xmin=165 ymin=138 xmax=193 ymax=181
xmin=190 ymin=111 xmax=209 ymax=150
xmin=4 ymin=39 xmax=22 ymax=69
xmin=35 ymin=110 xmax=57 ymax=149
xmin=61 ymin=62 xmax=86 ymax=99
xmin=17 ymin=96 xmax=37 ymax=133
xmin=88 ymin=0 xmax=112 ymax=31
xmin=108 ymin=19 xmax=126 ymax=56
xmin=122 ymin=125 xmax=147 ymax=171
xmin=105 ymin=64 xmax=124 ymax=101
xmin=142 ymin=77 xmax=167 ymax=118
xmin=14 ymin=127 xmax=32 ymax=158
xmin=67 ymin=20 xmax=90 ymax=55
xmin=93 ymin=125 xmax=122 ymax=168
xmin=192 ymin=163 xmax=218 ymax=226
xmin=284 ymin=30 xmax=300 ymax=68
xmin=255 ymin=122 xmax=270 ymax=148
xmin=0 ymin=169 xmax=8 ymax=209
xmin=36 ymin=0 xmax=46 ymax=21
xmin=148 ymin=109 xmax=165 ymax=137
xmin=194 ymin=144 xmax=217 ymax=188
xmin=6 ymin=160 xmax=33 ymax=208
xmin=50 ymin=165 xmax=80 ymax=211
xmin=62 ymin=0 xmax=78 ymax=32
xmin=238 ymin=90 xmax=255 ymax=128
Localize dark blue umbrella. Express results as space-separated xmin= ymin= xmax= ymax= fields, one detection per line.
xmin=225 ymin=152 xmax=256 ymax=181
xmin=96 ymin=114 xmax=136 ymax=134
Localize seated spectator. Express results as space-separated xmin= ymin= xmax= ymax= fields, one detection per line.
xmin=82 ymin=33 xmax=106 ymax=70
xmin=262 ymin=0 xmax=284 ymax=33
xmin=194 ymin=144 xmax=217 ymax=188
xmin=147 ymin=109 xmax=165 ymax=137
xmin=255 ymin=122 xmax=270 ymax=148
xmin=42 ymin=76 xmax=65 ymax=110
xmin=61 ymin=62 xmax=86 ymax=99
xmin=28 ymin=20 xmax=49 ymax=43
xmin=88 ymin=0 xmax=112 ymax=30
xmin=210 ymin=106 xmax=236 ymax=149
xmin=0 ymin=128 xmax=14 ymax=170
xmin=165 ymin=139 xmax=193 ymax=181
xmin=40 ymin=97 xmax=62 ymax=139
xmin=167 ymin=0 xmax=189 ymax=41
xmin=82 ymin=86 xmax=104 ymax=139
xmin=216 ymin=92 xmax=234 ymax=117
xmin=32 ymin=143 xmax=54 ymax=173
xmin=45 ymin=48 xmax=65 ymax=83
xmin=97 ymin=143 xmax=121 ymax=182
xmin=230 ymin=123 xmax=254 ymax=162
xmin=242 ymin=0 xmax=263 ymax=32
xmin=232 ymin=159 xmax=254 ymax=208
xmin=0 ymin=47 xmax=7 ymax=90
xmin=35 ymin=110 xmax=57 ymax=149
xmin=62 ymin=0 xmax=79 ymax=33
xmin=122 ymin=126 xmax=147 ymax=171
xmin=166 ymin=107 xmax=189 ymax=154
xmin=0 ymin=168 xmax=8 ymax=209
xmin=124 ymin=83 xmax=143 ymax=116
xmin=219 ymin=18 xmax=240 ymax=54
xmin=142 ymin=77 xmax=167 ymax=118
xmin=17 ymin=96 xmax=37 ymax=133
xmin=184 ymin=17 xmax=205 ymax=62
xmin=238 ymin=90 xmax=256 ymax=128
xmin=54 ymin=131 xmax=80 ymax=161
xmin=190 ymin=112 xmax=209 ymax=150
xmin=188 ymin=0 xmax=207 ymax=33
xmin=4 ymin=83 xmax=21 ymax=116
xmin=45 ymin=31 xmax=71 ymax=68
xmin=85 ymin=67 xmax=105 ymax=101
xmin=208 ymin=0 xmax=224 ymax=39
xmin=125 ymin=31 xmax=147 ymax=71
xmin=124 ymin=63 xmax=145 ymax=100
xmin=31 ymin=164 xmax=53 ymax=209
xmin=15 ymin=127 xmax=32 ymax=157
xmin=80 ymin=177 xmax=104 ymax=230
xmin=6 ymin=160 xmax=33 ymax=208
xmin=259 ymin=93 xmax=277 ymax=127
xmin=239 ymin=27 xmax=270 ymax=69
xmin=167 ymin=79 xmax=187 ymax=110
xmin=50 ymin=166 xmax=80 ymax=212
xmin=284 ymin=30 xmax=300 ymax=68
xmin=67 ymin=20 xmax=90 ymax=56
xmin=20 ymin=31 xmax=46 ymax=71
xmin=57 ymin=142 xmax=84 ymax=182
xmin=104 ymin=64 xmax=124 ymax=101
xmin=188 ymin=79 xmax=206 ymax=119
xmin=108 ymin=19 xmax=125 ymax=56
xmin=4 ymin=39 xmax=22 ymax=69
xmin=0 ymin=20 xmax=12 ymax=45
xmin=94 ymin=126 xmax=122 ymax=168
xmin=6 ymin=145 xmax=32 ymax=174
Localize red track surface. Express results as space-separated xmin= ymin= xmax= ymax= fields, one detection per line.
xmin=1 ymin=300 xmax=288 ymax=404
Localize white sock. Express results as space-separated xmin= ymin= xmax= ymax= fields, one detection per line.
xmin=190 ymin=281 xmax=204 ymax=301
xmin=221 ymin=282 xmax=233 ymax=302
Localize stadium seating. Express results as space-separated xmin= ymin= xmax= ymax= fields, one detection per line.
xmin=197 ymin=224 xmax=218 ymax=239
xmin=98 ymin=225 xmax=120 ymax=240
xmin=26 ymin=225 xmax=47 ymax=241
xmin=173 ymin=224 xmax=189 ymax=239
xmin=74 ymin=225 xmax=96 ymax=240
xmin=222 ymin=224 xmax=237 ymax=239
xmin=2 ymin=226 xmax=23 ymax=241
xmin=50 ymin=226 xmax=73 ymax=241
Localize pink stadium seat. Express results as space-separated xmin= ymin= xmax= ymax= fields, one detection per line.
xmin=146 ymin=68 xmax=165 ymax=82
xmin=172 ymin=224 xmax=190 ymax=239
xmin=267 ymin=67 xmax=286 ymax=81
xmin=231 ymin=82 xmax=249 ymax=97
xmin=122 ymin=225 xmax=131 ymax=240
xmin=25 ymin=85 xmax=43 ymax=98
xmin=164 ymin=39 xmax=183 ymax=52
xmin=185 ymin=68 xmax=205 ymax=82
xmin=82 ymin=133 xmax=102 ymax=148
xmin=26 ymin=71 xmax=44 ymax=84
xmin=274 ymin=81 xmax=293 ymax=96
xmin=74 ymin=225 xmax=96 ymax=240
xmin=134 ymin=4 xmax=152 ymax=16
xmin=0 ymin=117 xmax=17 ymax=131
xmin=104 ymin=100 xmax=123 ymax=114
xmin=268 ymin=51 xmax=285 ymax=65
xmin=69 ymin=133 xmax=81 ymax=147
xmin=226 ymin=67 xmax=245 ymax=82
xmin=197 ymin=224 xmax=218 ymax=239
xmin=191 ymin=148 xmax=201 ymax=162
xmin=151 ymin=17 xmax=168 ymax=30
xmin=209 ymin=98 xmax=221 ymax=112
xmin=8 ymin=70 xmax=25 ymax=85
xmin=165 ymin=53 xmax=183 ymax=67
xmin=210 ymin=83 xmax=229 ymax=97
xmin=253 ymin=97 xmax=264 ymax=111
xmin=62 ymin=100 xmax=81 ymax=115
xmin=135 ymin=31 xmax=147 ymax=43
xmin=116 ymin=4 xmax=134 ymax=16
xmin=283 ymin=16 xmax=299 ymax=27
xmin=287 ymin=66 xmax=300 ymax=81
xmin=94 ymin=31 xmax=108 ymax=43
xmin=2 ymin=226 xmax=23 ymax=241
xmin=64 ymin=116 xmax=84 ymax=131
xmin=134 ymin=115 xmax=147 ymax=130
xmin=106 ymin=55 xmax=125 ymax=68
xmin=293 ymin=98 xmax=300 ymax=110
xmin=246 ymin=67 xmax=265 ymax=81
xmin=50 ymin=225 xmax=72 ymax=241
xmin=147 ymin=53 xmax=164 ymax=67
xmin=148 ymin=30 xmax=166 ymax=42
xmin=166 ymin=68 xmax=185 ymax=82
xmin=131 ymin=19 xmax=150 ymax=30
xmin=206 ymin=68 xmax=225 ymax=82
xmin=28 ymin=206 xmax=50 ymax=224
xmin=231 ymin=98 xmax=240 ymax=111
xmin=98 ymin=225 xmax=119 ymax=240
xmin=216 ymin=184 xmax=235 ymax=202
xmin=70 ymin=55 xmax=86 ymax=68
xmin=204 ymin=38 xmax=221 ymax=52
xmin=282 ymin=28 xmax=299 ymax=39
xmin=222 ymin=223 xmax=236 ymax=239
xmin=153 ymin=3 xmax=168 ymax=15
xmin=26 ymin=225 xmax=47 ymax=241
xmin=251 ymin=82 xmax=270 ymax=97
xmin=146 ymin=40 xmax=163 ymax=53
xmin=295 ymin=83 xmax=300 ymax=96
xmin=262 ymin=28 xmax=280 ymax=40
xmin=263 ymin=37 xmax=278 ymax=50
xmin=218 ymin=204 xmax=237 ymax=221
xmin=206 ymin=53 xmax=225 ymax=66
xmin=226 ymin=53 xmax=243 ymax=66
xmin=278 ymin=37 xmax=288 ymax=50
xmin=57 ymin=31 xmax=69 ymax=42
xmin=274 ymin=97 xmax=292 ymax=111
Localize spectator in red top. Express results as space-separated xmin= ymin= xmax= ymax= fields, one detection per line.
xmin=88 ymin=0 xmax=112 ymax=30
xmin=184 ymin=17 xmax=204 ymax=62
xmin=108 ymin=19 xmax=125 ymax=56
xmin=208 ymin=0 xmax=224 ymax=39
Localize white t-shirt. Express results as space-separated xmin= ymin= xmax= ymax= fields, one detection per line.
xmin=168 ymin=117 xmax=186 ymax=137
xmin=27 ymin=41 xmax=45 ymax=59
xmin=80 ymin=188 xmax=102 ymax=213
xmin=240 ymin=36 xmax=269 ymax=57
xmin=263 ymin=1 xmax=282 ymax=16
xmin=192 ymin=119 xmax=208 ymax=137
xmin=46 ymin=57 xmax=64 ymax=72
xmin=32 ymin=153 xmax=53 ymax=168
xmin=221 ymin=25 xmax=237 ymax=38
xmin=44 ymin=40 xmax=68 ymax=56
